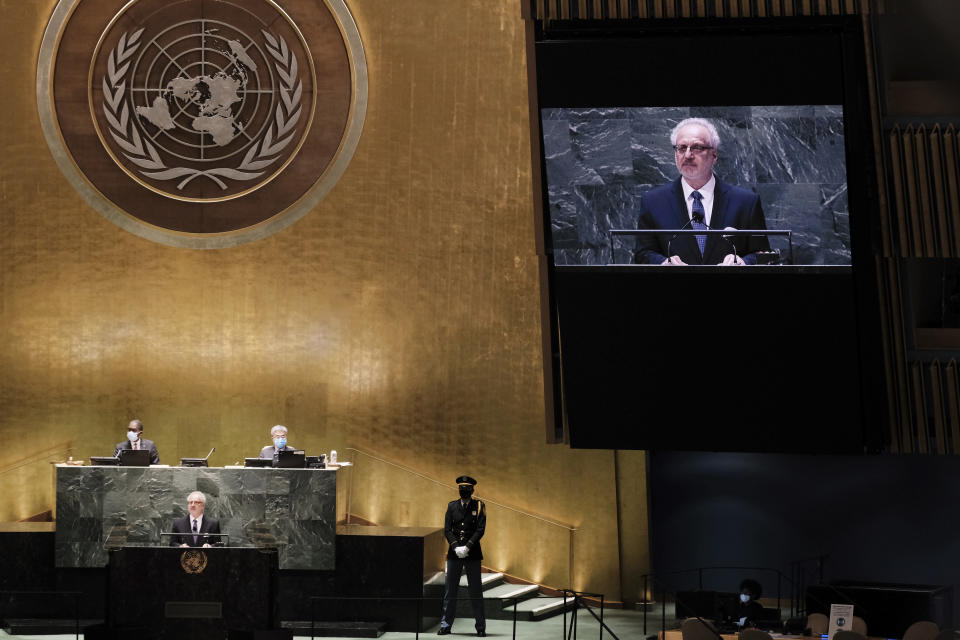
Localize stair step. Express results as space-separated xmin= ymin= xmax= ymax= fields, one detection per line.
xmin=424 ymin=571 xmax=505 ymax=590
xmin=460 ymin=572 xmax=503 ymax=588
xmin=483 ymin=583 xmax=541 ymax=604
xmin=519 ymin=596 xmax=577 ymax=619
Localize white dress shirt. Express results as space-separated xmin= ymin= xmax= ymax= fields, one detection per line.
xmin=680 ymin=174 xmax=716 ymax=227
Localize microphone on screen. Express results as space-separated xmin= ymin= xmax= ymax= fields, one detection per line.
xmin=666 ymin=216 xmax=697 ymax=264
xmin=722 ymin=226 xmax=740 ymax=264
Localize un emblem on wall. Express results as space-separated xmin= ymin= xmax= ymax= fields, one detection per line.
xmin=38 ymin=0 xmax=366 ymax=248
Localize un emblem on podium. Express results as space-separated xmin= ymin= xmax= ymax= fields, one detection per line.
xmin=180 ymin=549 xmax=208 ymax=575
xmin=38 ymin=0 xmax=366 ymax=248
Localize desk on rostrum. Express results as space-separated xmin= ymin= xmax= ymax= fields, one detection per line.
xmin=55 ymin=465 xmax=337 ymax=571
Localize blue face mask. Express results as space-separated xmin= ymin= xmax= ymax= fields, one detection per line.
xmin=740 ymin=594 xmax=751 ymax=603
xmin=274 ymin=437 xmax=287 ymax=449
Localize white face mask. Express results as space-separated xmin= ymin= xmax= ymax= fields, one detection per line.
xmin=740 ymin=594 xmax=751 ymax=603
xmin=127 ymin=430 xmax=139 ymax=442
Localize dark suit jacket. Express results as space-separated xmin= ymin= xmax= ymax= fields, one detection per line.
xmin=170 ymin=515 xmax=221 ymax=547
xmin=633 ymin=177 xmax=770 ymax=265
xmin=444 ymin=498 xmax=486 ymax=561
xmin=114 ymin=438 xmax=160 ymax=465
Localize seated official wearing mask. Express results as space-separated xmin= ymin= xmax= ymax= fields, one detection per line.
xmin=114 ymin=419 xmax=160 ymax=465
xmin=258 ymin=424 xmax=295 ymax=467
xmin=731 ymin=579 xmax=765 ymax=628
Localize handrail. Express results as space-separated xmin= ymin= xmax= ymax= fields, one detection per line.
xmin=343 ymin=447 xmax=577 ymax=532
xmin=562 ymin=589 xmax=618 ymax=640
xmin=640 ymin=564 xmax=794 ymax=603
xmin=0 ymin=442 xmax=73 ymax=476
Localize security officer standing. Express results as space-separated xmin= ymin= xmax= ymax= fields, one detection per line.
xmin=438 ymin=475 xmax=486 ymax=637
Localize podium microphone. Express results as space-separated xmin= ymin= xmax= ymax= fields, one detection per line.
xmin=666 ymin=215 xmax=699 ymax=262
xmin=722 ymin=226 xmax=740 ymax=264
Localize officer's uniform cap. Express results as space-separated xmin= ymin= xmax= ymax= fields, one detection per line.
xmin=456 ymin=475 xmax=477 ymax=486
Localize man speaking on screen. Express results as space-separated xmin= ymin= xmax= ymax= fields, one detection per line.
xmin=633 ymin=118 xmax=770 ymax=265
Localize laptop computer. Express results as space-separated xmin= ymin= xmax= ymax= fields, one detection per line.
xmin=118 ymin=449 xmax=151 ymax=466
xmin=181 ymin=447 xmax=215 ymax=468
xmin=277 ymin=450 xmax=306 ymax=468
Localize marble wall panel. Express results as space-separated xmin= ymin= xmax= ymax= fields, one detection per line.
xmin=542 ymin=106 xmax=851 ymax=265
xmin=55 ymin=466 xmax=337 ymax=570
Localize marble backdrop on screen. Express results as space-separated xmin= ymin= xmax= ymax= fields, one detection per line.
xmin=542 ymin=106 xmax=850 ymax=265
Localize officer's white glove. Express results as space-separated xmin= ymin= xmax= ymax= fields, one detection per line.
xmin=455 ymin=545 xmax=469 ymax=558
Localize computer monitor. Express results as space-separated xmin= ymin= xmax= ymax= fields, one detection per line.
xmin=277 ymin=450 xmax=306 ymax=468
xmin=119 ymin=449 xmax=151 ymax=466
xmin=244 ymin=457 xmax=272 ymax=468
xmin=89 ymin=456 xmax=120 ymax=466
xmin=180 ymin=447 xmax=215 ymax=467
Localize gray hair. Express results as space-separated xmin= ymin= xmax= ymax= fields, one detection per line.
xmin=670 ymin=118 xmax=721 ymax=150
xmin=270 ymin=425 xmax=288 ymax=437
xmin=187 ymin=491 xmax=206 ymax=504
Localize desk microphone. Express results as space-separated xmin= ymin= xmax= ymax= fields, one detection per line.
xmin=666 ymin=215 xmax=699 ymax=263
xmin=203 ymin=447 xmax=215 ymax=460
xmin=722 ymin=226 xmax=740 ymax=264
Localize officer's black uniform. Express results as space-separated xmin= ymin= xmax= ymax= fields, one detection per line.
xmin=439 ymin=476 xmax=486 ymax=636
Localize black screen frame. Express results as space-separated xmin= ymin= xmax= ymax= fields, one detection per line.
xmin=530 ymin=16 xmax=885 ymax=452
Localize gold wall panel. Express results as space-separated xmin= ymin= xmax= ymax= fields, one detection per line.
xmin=0 ymin=0 xmax=649 ymax=599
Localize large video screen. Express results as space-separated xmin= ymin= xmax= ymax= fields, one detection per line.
xmin=542 ymin=106 xmax=850 ymax=267
xmin=531 ymin=18 xmax=885 ymax=451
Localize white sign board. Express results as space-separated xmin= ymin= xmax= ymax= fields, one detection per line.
xmin=828 ymin=603 xmax=856 ymax=639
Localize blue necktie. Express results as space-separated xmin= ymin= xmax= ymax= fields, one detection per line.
xmin=192 ymin=519 xmax=198 ymax=545
xmin=691 ymin=191 xmax=707 ymax=254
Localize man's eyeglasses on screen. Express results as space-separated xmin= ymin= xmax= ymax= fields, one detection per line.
xmin=673 ymin=144 xmax=714 ymax=154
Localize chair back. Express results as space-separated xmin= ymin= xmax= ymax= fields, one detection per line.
xmin=740 ymin=629 xmax=774 ymax=640
xmin=682 ymin=618 xmax=719 ymax=640
xmin=807 ymin=613 xmax=829 ymax=636
xmin=904 ymin=621 xmax=940 ymax=640
xmin=852 ymin=616 xmax=868 ymax=636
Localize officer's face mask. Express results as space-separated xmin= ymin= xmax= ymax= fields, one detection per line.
xmin=274 ymin=437 xmax=287 ymax=449
xmin=459 ymin=486 xmax=474 ymax=500
xmin=740 ymin=594 xmax=751 ymax=604
xmin=127 ymin=430 xmax=139 ymax=442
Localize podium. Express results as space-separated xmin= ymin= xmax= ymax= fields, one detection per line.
xmin=102 ymin=546 xmax=282 ymax=640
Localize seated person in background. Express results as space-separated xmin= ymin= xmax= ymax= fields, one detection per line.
xmin=733 ymin=578 xmax=766 ymax=628
xmin=258 ymin=424 xmax=296 ymax=467
xmin=171 ymin=491 xmax=221 ymax=548
xmin=114 ymin=419 xmax=160 ymax=465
